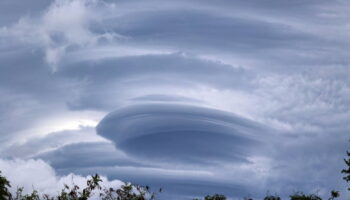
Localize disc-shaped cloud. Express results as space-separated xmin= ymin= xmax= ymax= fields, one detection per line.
xmin=97 ymin=104 xmax=265 ymax=165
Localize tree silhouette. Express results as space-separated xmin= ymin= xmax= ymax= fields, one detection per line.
xmin=204 ymin=194 xmax=226 ymax=200
xmin=328 ymin=190 xmax=339 ymax=200
xmin=0 ymin=171 xmax=160 ymax=200
xmin=341 ymin=145 xmax=350 ymax=191
xmin=264 ymin=194 xmax=281 ymax=200
xmin=289 ymin=192 xmax=322 ymax=200
xmin=193 ymin=194 xmax=226 ymax=200
xmin=0 ymin=171 xmax=11 ymax=199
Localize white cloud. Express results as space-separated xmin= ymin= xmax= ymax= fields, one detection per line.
xmin=0 ymin=159 xmax=123 ymax=198
xmin=0 ymin=0 xmax=118 ymax=71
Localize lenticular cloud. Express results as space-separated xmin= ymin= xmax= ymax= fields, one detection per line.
xmin=97 ymin=103 xmax=267 ymax=165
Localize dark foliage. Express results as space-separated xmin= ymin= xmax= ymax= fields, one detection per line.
xmin=289 ymin=192 xmax=322 ymax=200
xmin=328 ymin=190 xmax=339 ymax=200
xmin=0 ymin=171 xmax=11 ymax=200
xmin=264 ymin=194 xmax=281 ymax=200
xmin=204 ymin=194 xmax=226 ymax=200
xmin=341 ymin=149 xmax=350 ymax=191
xmin=193 ymin=194 xmax=226 ymax=200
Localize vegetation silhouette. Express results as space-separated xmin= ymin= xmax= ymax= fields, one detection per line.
xmin=263 ymin=194 xmax=280 ymax=200
xmin=0 ymin=173 xmax=159 ymax=200
xmin=341 ymin=143 xmax=350 ymax=191
xmin=0 ymin=171 xmax=11 ymax=200
xmin=193 ymin=194 xmax=226 ymax=200
xmin=0 ymin=171 xmax=344 ymax=200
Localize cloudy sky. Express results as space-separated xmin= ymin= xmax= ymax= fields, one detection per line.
xmin=0 ymin=0 xmax=349 ymax=199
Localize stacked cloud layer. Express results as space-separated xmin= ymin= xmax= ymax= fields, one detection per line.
xmin=97 ymin=104 xmax=265 ymax=164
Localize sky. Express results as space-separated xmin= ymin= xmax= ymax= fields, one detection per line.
xmin=0 ymin=0 xmax=349 ymax=199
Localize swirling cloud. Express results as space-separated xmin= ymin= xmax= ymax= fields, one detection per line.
xmin=97 ymin=103 xmax=267 ymax=165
